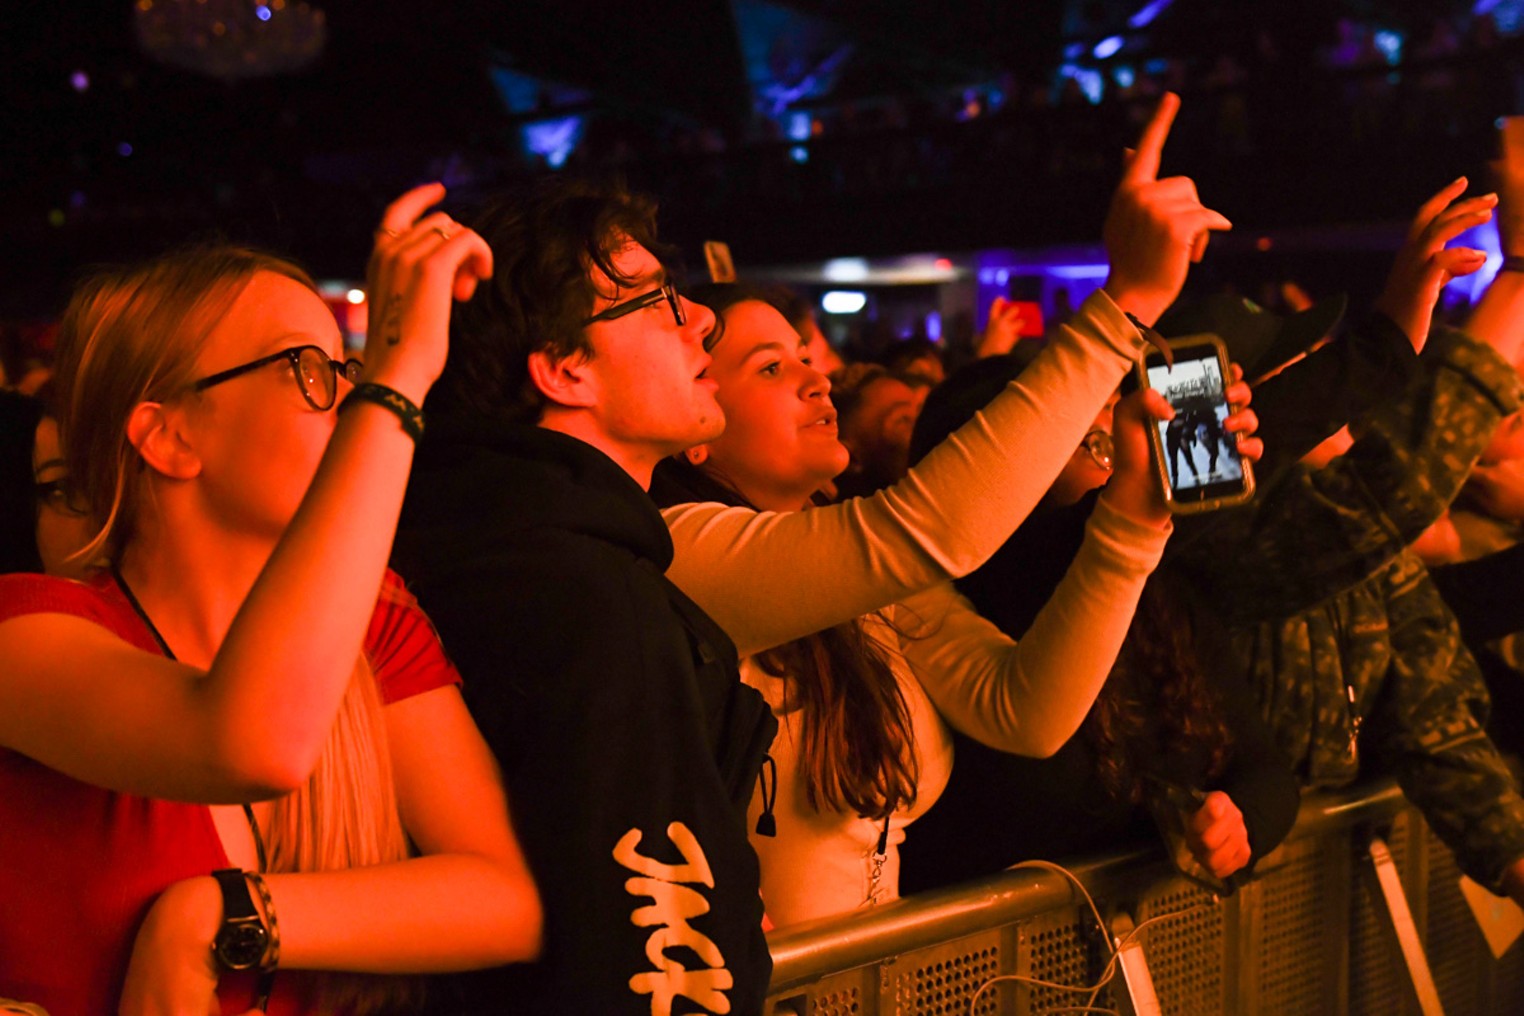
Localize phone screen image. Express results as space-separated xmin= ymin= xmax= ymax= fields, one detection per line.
xmin=1144 ymin=349 xmax=1250 ymax=508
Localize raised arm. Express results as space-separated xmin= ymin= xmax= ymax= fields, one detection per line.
xmin=1243 ymin=178 xmax=1494 ymax=483
xmin=889 ymin=370 xmax=1259 ymax=753
xmin=665 ymin=94 xmax=1231 ymax=656
xmin=1372 ymin=176 xmax=1494 ymax=352
xmin=897 ymin=495 xmax=1169 ymax=757
xmin=0 ymin=184 xmax=494 ymax=802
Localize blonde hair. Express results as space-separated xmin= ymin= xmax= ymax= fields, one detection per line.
xmin=269 ymin=655 xmax=418 ymax=1014
xmin=53 ymin=246 xmax=415 ymax=1013
xmin=55 ymin=246 xmax=314 ymax=563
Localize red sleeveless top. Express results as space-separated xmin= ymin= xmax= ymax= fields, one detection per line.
xmin=0 ymin=569 xmax=460 ymax=1015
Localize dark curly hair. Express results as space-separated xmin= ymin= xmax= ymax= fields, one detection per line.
xmin=1085 ymin=580 xmax=1233 ymax=804
xmin=429 ymin=176 xmax=677 ymax=423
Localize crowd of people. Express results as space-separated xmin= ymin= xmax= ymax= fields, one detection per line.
xmin=3 ymin=92 xmax=1524 ymax=1016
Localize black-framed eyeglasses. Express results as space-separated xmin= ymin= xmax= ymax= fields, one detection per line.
xmin=191 ymin=345 xmax=363 ymax=412
xmin=582 ymin=280 xmax=687 ymax=328
xmin=1082 ymin=429 xmax=1114 ymax=471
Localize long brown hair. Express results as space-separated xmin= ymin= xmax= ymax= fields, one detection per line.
xmin=755 ymin=620 xmax=920 ymax=821
xmin=53 ymin=246 xmax=414 ymax=1013
xmin=651 ymin=454 xmax=919 ymax=821
xmin=1085 ymin=582 xmax=1233 ymax=804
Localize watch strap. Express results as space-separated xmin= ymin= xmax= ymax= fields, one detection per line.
xmin=210 ymin=868 xmax=269 ymax=972
xmin=212 ymin=868 xmax=261 ymax=922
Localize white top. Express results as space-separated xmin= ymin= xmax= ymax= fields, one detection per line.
xmin=662 ymin=289 xmax=1172 ymax=925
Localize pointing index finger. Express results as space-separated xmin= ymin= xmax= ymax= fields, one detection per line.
xmin=1123 ymin=92 xmax=1180 ymax=186
xmin=378 ymin=182 xmax=448 ymax=237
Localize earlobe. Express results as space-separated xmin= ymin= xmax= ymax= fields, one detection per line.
xmin=125 ymin=402 xmax=202 ymax=480
xmin=527 ymin=349 xmax=597 ymax=410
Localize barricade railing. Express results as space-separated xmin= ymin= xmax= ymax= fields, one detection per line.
xmin=765 ymin=779 xmax=1524 ymax=1015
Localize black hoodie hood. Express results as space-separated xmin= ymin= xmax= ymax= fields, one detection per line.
xmin=394 ymin=416 xmax=674 ymax=585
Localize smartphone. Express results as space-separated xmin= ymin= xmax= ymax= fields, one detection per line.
xmin=1140 ymin=773 xmax=1239 ymax=898
xmin=1134 ymin=335 xmax=1254 ymax=514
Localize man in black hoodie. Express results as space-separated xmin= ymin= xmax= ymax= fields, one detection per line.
xmin=392 ymin=179 xmax=777 ymax=1015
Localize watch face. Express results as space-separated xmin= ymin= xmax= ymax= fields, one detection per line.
xmin=215 ymin=920 xmax=269 ymax=970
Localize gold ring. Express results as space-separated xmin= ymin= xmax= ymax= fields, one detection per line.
xmin=434 ymin=226 xmax=453 ymax=241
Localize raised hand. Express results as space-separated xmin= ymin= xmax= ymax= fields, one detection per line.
xmin=363 ymin=182 xmax=494 ymax=406
xmin=1101 ymin=364 xmax=1259 ymax=527
xmin=1102 ymin=385 xmax=1175 ymax=527
xmin=1185 ymin=790 xmax=1253 ymax=879
xmin=1372 ymin=178 xmax=1494 ymax=351
xmin=976 ymin=296 xmax=1028 ymax=358
xmin=1220 ymin=365 xmax=1263 ymax=464
xmin=1102 ymin=93 xmax=1233 ymax=326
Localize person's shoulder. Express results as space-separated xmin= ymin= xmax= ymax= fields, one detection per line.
xmin=368 ymin=569 xmax=462 ymax=703
xmin=411 ymin=535 xmax=668 ymax=654
xmin=0 ymin=572 xmax=120 ymax=628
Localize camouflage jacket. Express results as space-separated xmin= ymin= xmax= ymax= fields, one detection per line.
xmin=1169 ymin=328 xmax=1522 ymax=624
xmin=1172 ymin=327 xmax=1524 ymax=888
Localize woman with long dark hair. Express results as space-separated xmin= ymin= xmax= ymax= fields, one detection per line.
xmin=645 ymin=95 xmax=1266 ymax=922
xmin=649 ymin=286 xmax=1260 ymax=923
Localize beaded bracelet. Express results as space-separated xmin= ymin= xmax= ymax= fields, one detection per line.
xmin=245 ymin=870 xmax=281 ymax=970
xmin=246 ymin=870 xmax=280 ymax=1011
xmin=341 ymin=382 xmax=424 ymax=442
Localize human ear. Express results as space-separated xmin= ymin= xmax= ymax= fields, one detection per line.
xmin=684 ymin=444 xmax=710 ymax=466
xmin=526 ymin=349 xmax=597 ymax=410
xmin=125 ymin=402 xmax=202 ymax=480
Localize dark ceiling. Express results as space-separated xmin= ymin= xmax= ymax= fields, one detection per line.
xmin=0 ymin=0 xmax=1507 ymax=314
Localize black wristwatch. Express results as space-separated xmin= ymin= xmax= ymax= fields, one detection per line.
xmin=210 ymin=868 xmax=269 ymax=971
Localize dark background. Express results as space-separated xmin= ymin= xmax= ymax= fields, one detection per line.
xmin=2 ymin=0 xmax=1519 ymax=316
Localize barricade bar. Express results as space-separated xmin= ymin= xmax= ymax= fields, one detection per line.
xmin=768 ymin=780 xmax=1407 ymax=991
xmin=763 ymin=779 xmax=1521 ymax=1016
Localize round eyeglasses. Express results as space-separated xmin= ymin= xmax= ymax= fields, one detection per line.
xmin=1082 ymin=428 xmax=1115 ymax=471
xmin=191 ymin=345 xmax=363 ymax=411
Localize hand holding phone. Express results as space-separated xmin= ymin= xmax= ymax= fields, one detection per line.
xmin=1141 ymin=774 xmax=1242 ymax=897
xmin=1185 ymin=791 xmax=1253 ymax=880
xmin=1101 ymin=386 xmax=1176 ymax=528
xmin=1134 ymin=335 xmax=1256 ymax=513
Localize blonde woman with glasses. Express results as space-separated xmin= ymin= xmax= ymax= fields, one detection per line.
xmin=0 ymin=184 xmax=539 ymax=1015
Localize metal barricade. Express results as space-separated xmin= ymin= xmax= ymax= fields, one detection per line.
xmin=764 ymin=780 xmax=1524 ymax=1015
